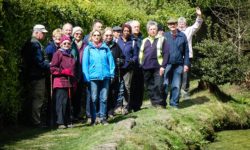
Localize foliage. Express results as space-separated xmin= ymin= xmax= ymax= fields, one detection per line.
xmin=193 ymin=39 xmax=248 ymax=85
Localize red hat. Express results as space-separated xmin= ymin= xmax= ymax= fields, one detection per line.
xmin=60 ymin=35 xmax=71 ymax=45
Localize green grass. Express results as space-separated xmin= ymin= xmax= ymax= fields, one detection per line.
xmin=1 ymin=80 xmax=250 ymax=150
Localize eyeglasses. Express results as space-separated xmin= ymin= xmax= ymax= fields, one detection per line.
xmin=93 ymin=34 xmax=100 ymax=37
xmin=75 ymin=32 xmax=82 ymax=36
xmin=105 ymin=34 xmax=113 ymax=37
xmin=63 ymin=42 xmax=71 ymax=46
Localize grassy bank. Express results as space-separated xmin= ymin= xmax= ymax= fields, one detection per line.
xmin=1 ymin=81 xmax=250 ymax=150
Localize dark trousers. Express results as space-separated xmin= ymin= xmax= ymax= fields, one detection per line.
xmin=107 ymin=76 xmax=120 ymax=113
xmin=72 ymin=80 xmax=84 ymax=119
xmin=143 ymin=68 xmax=165 ymax=106
xmin=55 ymin=88 xmax=70 ymax=125
xmin=30 ymin=78 xmax=47 ymax=125
xmin=130 ymin=67 xmax=144 ymax=111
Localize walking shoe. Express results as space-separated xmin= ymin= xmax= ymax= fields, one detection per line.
xmin=114 ymin=106 xmax=123 ymax=115
xmin=86 ymin=118 xmax=92 ymax=124
xmin=57 ymin=125 xmax=67 ymax=129
xmin=67 ymin=124 xmax=73 ymax=128
xmin=95 ymin=117 xmax=101 ymax=124
xmin=100 ymin=119 xmax=109 ymax=126
xmin=122 ymin=108 xmax=129 ymax=115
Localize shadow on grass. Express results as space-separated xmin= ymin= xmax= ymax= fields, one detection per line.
xmin=108 ymin=114 xmax=138 ymax=124
xmin=211 ymin=85 xmax=237 ymax=103
xmin=0 ymin=126 xmax=54 ymax=149
xmin=179 ymin=96 xmax=210 ymax=109
xmin=190 ymin=85 xmax=238 ymax=103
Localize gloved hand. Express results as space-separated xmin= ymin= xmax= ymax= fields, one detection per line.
xmin=61 ymin=68 xmax=73 ymax=76
xmin=116 ymin=58 xmax=125 ymax=66
xmin=111 ymin=78 xmax=115 ymax=84
xmin=128 ymin=59 xmax=135 ymax=66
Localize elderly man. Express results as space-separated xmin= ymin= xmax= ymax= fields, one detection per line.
xmin=83 ymin=19 xmax=103 ymax=43
xmin=139 ymin=21 xmax=169 ymax=108
xmin=178 ymin=7 xmax=203 ymax=98
xmin=22 ymin=24 xmax=50 ymax=127
xmin=112 ymin=26 xmax=122 ymax=42
xmin=164 ymin=18 xmax=189 ymax=108
xmin=62 ymin=23 xmax=73 ymax=38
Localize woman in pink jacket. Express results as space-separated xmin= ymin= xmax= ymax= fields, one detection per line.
xmin=50 ymin=35 xmax=76 ymax=129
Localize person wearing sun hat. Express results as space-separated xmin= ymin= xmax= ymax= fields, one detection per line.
xmin=71 ymin=26 xmax=87 ymax=122
xmin=21 ymin=24 xmax=50 ymax=127
xmin=163 ymin=17 xmax=189 ymax=108
xmin=50 ymin=35 xmax=77 ymax=129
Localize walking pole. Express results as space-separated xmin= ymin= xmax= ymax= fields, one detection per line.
xmin=50 ymin=74 xmax=54 ymax=127
xmin=117 ymin=58 xmax=124 ymax=114
xmin=68 ymin=76 xmax=73 ymax=127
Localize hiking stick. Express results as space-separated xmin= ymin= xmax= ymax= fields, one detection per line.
xmin=50 ymin=74 xmax=54 ymax=127
xmin=68 ymin=77 xmax=73 ymax=127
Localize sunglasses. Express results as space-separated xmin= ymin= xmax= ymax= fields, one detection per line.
xmin=93 ymin=34 xmax=100 ymax=37
xmin=168 ymin=23 xmax=177 ymax=26
xmin=63 ymin=42 xmax=71 ymax=46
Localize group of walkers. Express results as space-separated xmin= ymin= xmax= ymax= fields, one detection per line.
xmin=21 ymin=8 xmax=203 ymax=129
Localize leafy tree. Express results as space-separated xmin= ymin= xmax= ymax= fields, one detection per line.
xmin=193 ymin=39 xmax=249 ymax=91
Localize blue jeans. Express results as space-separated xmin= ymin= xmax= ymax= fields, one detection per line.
xmin=164 ymin=64 xmax=183 ymax=107
xmin=90 ymin=79 xmax=110 ymax=120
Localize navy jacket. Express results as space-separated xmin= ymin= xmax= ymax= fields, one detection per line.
xmin=164 ymin=30 xmax=189 ymax=66
xmin=45 ymin=40 xmax=59 ymax=62
xmin=117 ymin=36 xmax=138 ymax=69
xmin=139 ymin=37 xmax=169 ymax=70
xmin=22 ymin=37 xmax=50 ymax=80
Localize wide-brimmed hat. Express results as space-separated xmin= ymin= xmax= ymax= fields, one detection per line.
xmin=33 ymin=24 xmax=48 ymax=32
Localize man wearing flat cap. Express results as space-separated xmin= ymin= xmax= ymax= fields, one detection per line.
xmin=112 ymin=26 xmax=122 ymax=43
xmin=163 ymin=18 xmax=189 ymax=108
xmin=21 ymin=24 xmax=50 ymax=127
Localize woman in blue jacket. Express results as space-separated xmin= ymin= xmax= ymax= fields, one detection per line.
xmin=82 ymin=29 xmax=115 ymax=125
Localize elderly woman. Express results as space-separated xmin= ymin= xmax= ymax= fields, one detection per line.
xmin=116 ymin=24 xmax=138 ymax=114
xmin=82 ymin=29 xmax=115 ymax=125
xmin=50 ymin=35 xmax=76 ymax=129
xmin=70 ymin=26 xmax=87 ymax=122
xmin=103 ymin=27 xmax=125 ymax=117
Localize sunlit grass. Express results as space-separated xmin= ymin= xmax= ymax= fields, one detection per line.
xmin=1 ymin=80 xmax=250 ymax=150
